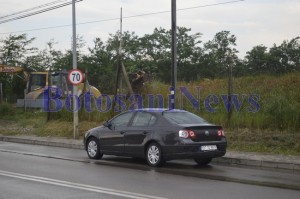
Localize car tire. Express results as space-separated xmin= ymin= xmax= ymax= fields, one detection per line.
xmin=146 ymin=142 xmax=164 ymax=167
xmin=87 ymin=137 xmax=103 ymax=160
xmin=194 ymin=158 xmax=212 ymax=166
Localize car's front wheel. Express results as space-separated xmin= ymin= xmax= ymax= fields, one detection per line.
xmin=146 ymin=142 xmax=164 ymax=167
xmin=194 ymin=157 xmax=212 ymax=166
xmin=87 ymin=137 xmax=103 ymax=159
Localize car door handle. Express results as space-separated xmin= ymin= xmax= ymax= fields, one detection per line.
xmin=143 ymin=131 xmax=149 ymax=135
xmin=120 ymin=131 xmax=126 ymax=134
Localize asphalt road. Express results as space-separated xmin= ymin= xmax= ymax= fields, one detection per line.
xmin=0 ymin=141 xmax=299 ymax=199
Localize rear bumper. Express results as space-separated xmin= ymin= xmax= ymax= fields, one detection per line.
xmin=162 ymin=142 xmax=227 ymax=161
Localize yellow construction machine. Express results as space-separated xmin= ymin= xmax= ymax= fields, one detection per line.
xmin=0 ymin=64 xmax=101 ymax=108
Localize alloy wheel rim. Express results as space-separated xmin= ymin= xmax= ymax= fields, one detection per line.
xmin=88 ymin=140 xmax=97 ymax=157
xmin=148 ymin=145 xmax=159 ymax=164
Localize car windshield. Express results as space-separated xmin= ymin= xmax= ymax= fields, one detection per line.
xmin=163 ymin=111 xmax=207 ymax=124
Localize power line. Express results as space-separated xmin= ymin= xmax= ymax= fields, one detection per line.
xmin=0 ymin=0 xmax=244 ymax=35
xmin=0 ymin=0 xmax=82 ymax=24
xmin=0 ymin=0 xmax=69 ymax=20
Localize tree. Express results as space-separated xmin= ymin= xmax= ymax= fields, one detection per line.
xmin=203 ymin=31 xmax=239 ymax=77
xmin=269 ymin=37 xmax=300 ymax=73
xmin=0 ymin=34 xmax=37 ymax=102
xmin=137 ymin=27 xmax=203 ymax=82
xmin=176 ymin=27 xmax=202 ymax=82
xmin=37 ymin=39 xmax=63 ymax=71
xmin=106 ymin=31 xmax=140 ymax=70
xmin=286 ymin=37 xmax=300 ymax=70
xmin=82 ymin=38 xmax=115 ymax=94
xmin=0 ymin=34 xmax=37 ymax=66
xmin=245 ymin=45 xmax=269 ymax=74
xmin=138 ymin=27 xmax=171 ymax=81
xmin=52 ymin=35 xmax=86 ymax=71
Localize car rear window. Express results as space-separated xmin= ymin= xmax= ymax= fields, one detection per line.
xmin=163 ymin=111 xmax=207 ymax=124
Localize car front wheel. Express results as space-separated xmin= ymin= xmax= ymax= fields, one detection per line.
xmin=146 ymin=143 xmax=164 ymax=167
xmin=87 ymin=137 xmax=103 ymax=159
xmin=194 ymin=158 xmax=212 ymax=166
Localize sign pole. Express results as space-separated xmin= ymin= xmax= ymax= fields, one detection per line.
xmin=72 ymin=0 xmax=78 ymax=139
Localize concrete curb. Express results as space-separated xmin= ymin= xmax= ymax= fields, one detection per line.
xmin=212 ymin=157 xmax=300 ymax=173
xmin=1 ymin=135 xmax=299 ymax=173
xmin=0 ymin=136 xmax=84 ymax=150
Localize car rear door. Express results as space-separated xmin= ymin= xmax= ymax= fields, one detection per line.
xmin=124 ymin=112 xmax=157 ymax=156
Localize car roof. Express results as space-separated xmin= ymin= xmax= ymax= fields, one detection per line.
xmin=133 ymin=108 xmax=187 ymax=113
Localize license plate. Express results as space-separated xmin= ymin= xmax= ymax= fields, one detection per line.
xmin=201 ymin=145 xmax=217 ymax=151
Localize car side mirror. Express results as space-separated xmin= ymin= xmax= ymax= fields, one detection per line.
xmin=103 ymin=121 xmax=112 ymax=129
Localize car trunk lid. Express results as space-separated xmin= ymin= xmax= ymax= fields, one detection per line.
xmin=180 ymin=124 xmax=223 ymax=142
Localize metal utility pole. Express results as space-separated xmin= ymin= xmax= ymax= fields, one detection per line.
xmin=113 ymin=8 xmax=133 ymax=112
xmin=170 ymin=0 xmax=177 ymax=109
xmin=72 ymin=0 xmax=79 ymax=139
xmin=227 ymin=55 xmax=233 ymax=123
xmin=118 ymin=7 xmax=123 ymax=95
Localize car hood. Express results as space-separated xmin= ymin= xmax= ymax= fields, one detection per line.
xmin=87 ymin=125 xmax=106 ymax=134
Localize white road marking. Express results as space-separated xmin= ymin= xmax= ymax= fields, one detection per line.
xmin=0 ymin=170 xmax=168 ymax=199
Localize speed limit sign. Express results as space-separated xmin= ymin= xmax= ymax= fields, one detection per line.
xmin=68 ymin=69 xmax=84 ymax=85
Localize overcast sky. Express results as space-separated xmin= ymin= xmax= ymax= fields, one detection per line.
xmin=1 ymin=0 xmax=299 ymax=58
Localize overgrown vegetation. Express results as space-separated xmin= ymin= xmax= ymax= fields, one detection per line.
xmin=0 ymin=73 xmax=299 ymax=155
xmin=0 ymin=106 xmax=100 ymax=138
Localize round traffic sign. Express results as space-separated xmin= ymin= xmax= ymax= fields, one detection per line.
xmin=68 ymin=69 xmax=84 ymax=85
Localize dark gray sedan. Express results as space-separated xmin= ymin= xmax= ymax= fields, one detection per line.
xmin=84 ymin=109 xmax=227 ymax=167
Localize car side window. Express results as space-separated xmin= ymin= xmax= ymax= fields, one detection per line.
xmin=131 ymin=112 xmax=157 ymax=127
xmin=110 ymin=112 xmax=134 ymax=128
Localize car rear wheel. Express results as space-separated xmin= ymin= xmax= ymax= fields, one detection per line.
xmin=146 ymin=143 xmax=164 ymax=167
xmin=194 ymin=158 xmax=212 ymax=166
xmin=87 ymin=137 xmax=103 ymax=159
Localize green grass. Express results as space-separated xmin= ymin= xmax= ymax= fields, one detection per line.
xmin=226 ymin=129 xmax=300 ymax=156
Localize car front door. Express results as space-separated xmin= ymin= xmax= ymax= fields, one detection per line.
xmin=100 ymin=112 xmax=134 ymax=154
xmin=124 ymin=112 xmax=157 ymax=156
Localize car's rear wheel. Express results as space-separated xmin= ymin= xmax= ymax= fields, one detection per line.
xmin=146 ymin=143 xmax=164 ymax=167
xmin=194 ymin=157 xmax=212 ymax=166
xmin=87 ymin=137 xmax=103 ymax=159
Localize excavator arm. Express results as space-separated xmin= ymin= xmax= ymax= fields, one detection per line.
xmin=0 ymin=64 xmax=30 ymax=81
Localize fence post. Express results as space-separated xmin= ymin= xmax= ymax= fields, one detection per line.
xmin=0 ymin=83 xmax=3 ymax=103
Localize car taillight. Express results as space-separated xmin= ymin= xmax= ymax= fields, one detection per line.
xmin=179 ymin=130 xmax=196 ymax=139
xmin=218 ymin=129 xmax=225 ymax=137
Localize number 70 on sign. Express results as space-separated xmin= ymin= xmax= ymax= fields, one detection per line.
xmin=68 ymin=69 xmax=84 ymax=85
